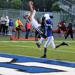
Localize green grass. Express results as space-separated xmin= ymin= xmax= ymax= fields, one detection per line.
xmin=0 ymin=36 xmax=75 ymax=62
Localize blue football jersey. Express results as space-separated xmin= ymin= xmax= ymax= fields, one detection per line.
xmin=45 ymin=19 xmax=53 ymax=37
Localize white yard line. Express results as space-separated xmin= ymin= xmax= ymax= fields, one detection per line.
xmin=14 ymin=62 xmax=75 ymax=71
xmin=0 ymin=40 xmax=75 ymax=54
xmin=56 ymin=50 xmax=75 ymax=54
xmin=0 ymin=57 xmax=13 ymax=62
xmin=0 ymin=67 xmax=74 ymax=75
xmin=0 ymin=44 xmax=75 ymax=54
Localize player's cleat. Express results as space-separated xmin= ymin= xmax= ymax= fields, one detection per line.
xmin=41 ymin=55 xmax=46 ymax=58
xmin=36 ymin=43 xmax=40 ymax=48
xmin=9 ymin=58 xmax=17 ymax=63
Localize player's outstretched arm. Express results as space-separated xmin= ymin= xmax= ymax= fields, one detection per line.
xmin=28 ymin=1 xmax=34 ymax=17
xmin=28 ymin=1 xmax=34 ymax=11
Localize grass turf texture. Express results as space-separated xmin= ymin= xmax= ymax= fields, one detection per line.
xmin=0 ymin=36 xmax=75 ymax=62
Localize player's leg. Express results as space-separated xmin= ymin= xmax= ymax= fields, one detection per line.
xmin=41 ymin=36 xmax=53 ymax=58
xmin=70 ymin=32 xmax=73 ymax=39
xmin=35 ymin=30 xmax=39 ymax=41
xmin=50 ymin=36 xmax=56 ymax=49
xmin=31 ymin=19 xmax=47 ymax=38
xmin=39 ymin=37 xmax=44 ymax=44
xmin=25 ymin=29 xmax=29 ymax=39
xmin=65 ymin=31 xmax=69 ymax=39
xmin=44 ymin=36 xmax=55 ymax=48
xmin=36 ymin=37 xmax=44 ymax=48
xmin=56 ymin=41 xmax=69 ymax=48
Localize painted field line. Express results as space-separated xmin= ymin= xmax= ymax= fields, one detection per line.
xmin=56 ymin=50 xmax=75 ymax=54
xmin=0 ymin=44 xmax=75 ymax=54
xmin=0 ymin=44 xmax=75 ymax=50
xmin=0 ymin=54 xmax=75 ymax=75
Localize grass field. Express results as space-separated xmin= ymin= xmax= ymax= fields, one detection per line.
xmin=0 ymin=35 xmax=75 ymax=62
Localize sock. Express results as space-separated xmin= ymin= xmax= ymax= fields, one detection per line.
xmin=44 ymin=48 xmax=47 ymax=56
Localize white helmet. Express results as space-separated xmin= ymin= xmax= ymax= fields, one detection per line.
xmin=44 ymin=13 xmax=50 ymax=20
xmin=6 ymin=16 xmax=9 ymax=19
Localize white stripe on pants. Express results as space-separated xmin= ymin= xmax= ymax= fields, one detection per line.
xmin=31 ymin=18 xmax=41 ymax=34
xmin=44 ymin=36 xmax=55 ymax=48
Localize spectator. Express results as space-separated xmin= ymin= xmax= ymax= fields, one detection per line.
xmin=58 ymin=21 xmax=67 ymax=37
xmin=5 ymin=16 xmax=9 ymax=35
xmin=65 ymin=21 xmax=73 ymax=39
xmin=8 ymin=18 xmax=14 ymax=36
xmin=25 ymin=19 xmax=31 ymax=39
xmin=0 ymin=17 xmax=2 ymax=34
xmin=15 ymin=18 xmax=23 ymax=39
xmin=0 ymin=16 xmax=6 ymax=35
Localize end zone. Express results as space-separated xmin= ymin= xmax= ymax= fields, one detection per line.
xmin=0 ymin=54 xmax=75 ymax=75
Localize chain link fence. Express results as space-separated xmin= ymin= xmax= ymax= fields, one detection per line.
xmin=0 ymin=9 xmax=74 ymax=38
xmin=0 ymin=9 xmax=62 ymax=28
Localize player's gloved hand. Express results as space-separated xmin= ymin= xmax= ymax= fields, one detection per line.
xmin=48 ymin=26 xmax=52 ymax=30
xmin=28 ymin=1 xmax=33 ymax=7
xmin=41 ymin=33 xmax=47 ymax=38
xmin=40 ymin=31 xmax=47 ymax=38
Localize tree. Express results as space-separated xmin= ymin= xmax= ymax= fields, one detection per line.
xmin=10 ymin=0 xmax=22 ymax=9
xmin=0 ymin=0 xmax=60 ymax=11
xmin=51 ymin=1 xmax=61 ymax=11
xmin=0 ymin=0 xmax=8 ymax=8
